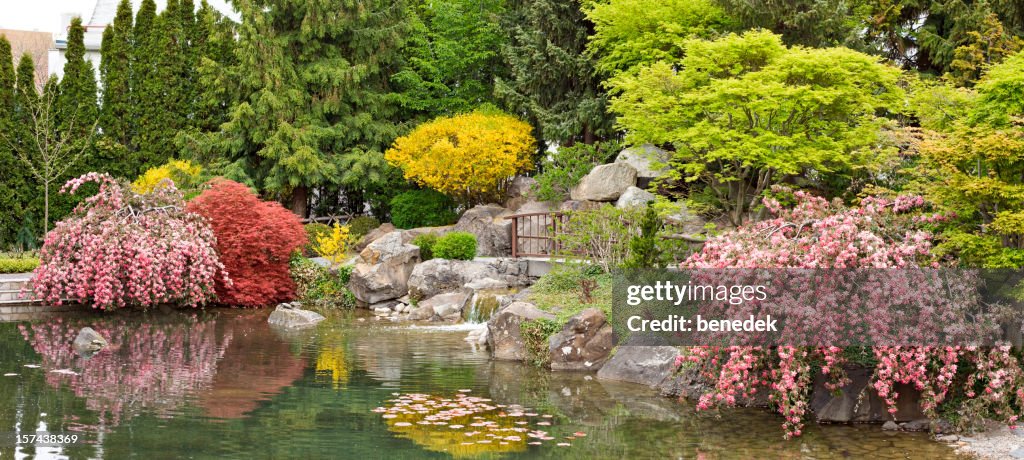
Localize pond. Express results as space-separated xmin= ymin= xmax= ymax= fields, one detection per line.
xmin=0 ymin=309 xmax=965 ymax=459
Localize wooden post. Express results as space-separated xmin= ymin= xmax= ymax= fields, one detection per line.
xmin=511 ymin=216 xmax=518 ymax=258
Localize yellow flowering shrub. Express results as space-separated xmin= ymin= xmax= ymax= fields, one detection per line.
xmin=384 ymin=110 xmax=536 ymax=204
xmin=132 ymin=160 xmax=203 ymax=194
xmin=315 ymin=223 xmax=350 ymax=265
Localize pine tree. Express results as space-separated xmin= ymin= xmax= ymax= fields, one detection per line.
xmin=495 ymin=0 xmax=612 ymax=147
xmin=100 ymin=0 xmax=134 ymax=148
xmin=195 ymin=0 xmax=415 ymax=217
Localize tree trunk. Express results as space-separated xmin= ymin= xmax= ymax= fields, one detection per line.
xmin=43 ymin=181 xmax=50 ymax=236
xmin=583 ymin=124 xmax=596 ymax=145
xmin=290 ymin=186 xmax=309 ymax=218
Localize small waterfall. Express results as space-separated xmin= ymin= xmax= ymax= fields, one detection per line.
xmin=462 ymin=289 xmax=518 ymax=324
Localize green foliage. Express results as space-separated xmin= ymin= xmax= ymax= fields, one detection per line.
xmin=432 ymin=231 xmax=477 ymax=260
xmin=189 ymin=0 xmax=415 ymax=217
xmin=411 ymin=233 xmax=439 ymax=261
xmin=0 ymin=257 xmax=39 ymax=274
xmin=496 ymin=0 xmax=612 ymax=146
xmin=533 ymin=141 xmax=618 ymax=201
xmin=348 ymin=216 xmax=382 ymax=240
xmin=290 ymin=257 xmax=356 ymax=309
xmin=715 ymin=0 xmax=868 ymax=49
xmin=520 ymin=318 xmax=561 ymax=367
xmin=622 ymin=204 xmax=662 ymax=268
xmin=530 ymin=264 xmax=613 ymax=323
xmin=556 ymin=204 xmax=644 ymax=271
xmin=99 ymin=0 xmax=133 ymax=150
xmin=396 ymin=0 xmax=509 ymax=116
xmin=584 ymin=0 xmax=735 ymax=75
xmin=389 ymin=189 xmax=459 ymax=229
xmin=608 ymin=30 xmax=904 ymax=225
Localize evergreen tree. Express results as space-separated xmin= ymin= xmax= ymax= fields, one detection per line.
xmin=0 ymin=35 xmax=22 ymax=246
xmin=132 ymin=0 xmax=161 ymax=169
xmin=495 ymin=0 xmax=612 ymax=147
xmin=100 ymin=0 xmax=134 ymax=148
xmin=193 ymin=0 xmax=415 ymax=217
xmin=136 ymin=0 xmax=188 ymax=166
xmin=187 ymin=1 xmax=238 ymax=134
xmin=57 ymin=17 xmax=99 ymax=134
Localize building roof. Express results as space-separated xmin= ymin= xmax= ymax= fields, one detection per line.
xmin=0 ymin=29 xmax=52 ymax=90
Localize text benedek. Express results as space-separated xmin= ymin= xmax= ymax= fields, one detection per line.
xmin=627 ymin=315 xmax=777 ymax=332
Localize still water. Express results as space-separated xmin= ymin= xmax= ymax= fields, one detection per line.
xmin=0 ymin=309 xmax=964 ymax=459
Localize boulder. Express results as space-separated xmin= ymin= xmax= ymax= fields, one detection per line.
xmin=464 ymin=277 xmax=510 ymax=291
xmin=400 ymin=225 xmax=454 ymax=245
xmin=615 ymin=186 xmax=656 ymax=209
xmin=559 ymin=200 xmax=602 ymax=212
xmin=487 ymin=302 xmax=556 ymax=361
xmin=515 ymin=200 xmax=557 ymax=215
xmin=348 ymin=232 xmax=420 ymax=304
xmin=664 ymin=201 xmax=707 ymax=236
xmin=73 ymin=327 xmax=108 ymax=355
xmin=268 ymin=304 xmax=325 ymax=329
xmin=596 ymin=346 xmax=679 ymax=387
xmin=615 ymin=144 xmax=670 ymax=179
xmin=408 ymin=259 xmax=493 ymax=299
xmin=407 ymin=304 xmax=435 ymax=321
xmin=454 ymin=204 xmax=514 ymax=257
xmin=570 ymin=163 xmax=637 ymax=202
xmin=810 ymin=365 xmax=927 ymax=423
xmin=354 ymin=223 xmax=396 ymax=252
xmin=419 ymin=292 xmax=471 ymax=318
xmin=548 ymin=308 xmax=614 ymax=371
xmin=505 ymin=176 xmax=538 ymax=210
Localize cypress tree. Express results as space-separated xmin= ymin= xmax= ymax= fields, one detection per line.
xmin=190 ymin=1 xmax=237 ymax=133
xmin=100 ymin=0 xmax=134 ymax=148
xmin=199 ymin=0 xmax=415 ymax=217
xmin=0 ymin=35 xmax=22 ymax=245
xmin=132 ymin=0 xmax=160 ymax=169
xmin=495 ymin=0 xmax=612 ymax=147
xmin=58 ymin=17 xmax=99 ymax=133
xmin=12 ymin=54 xmax=40 ymax=247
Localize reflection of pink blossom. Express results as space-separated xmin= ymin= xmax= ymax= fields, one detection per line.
xmin=21 ymin=316 xmax=231 ymax=426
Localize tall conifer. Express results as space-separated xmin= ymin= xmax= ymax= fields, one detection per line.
xmin=100 ymin=0 xmax=134 ymax=148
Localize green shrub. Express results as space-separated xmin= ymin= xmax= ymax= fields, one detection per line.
xmin=520 ymin=318 xmax=562 ymax=367
xmin=411 ymin=233 xmax=439 ymax=260
xmin=348 ymin=216 xmax=381 ymax=239
xmin=533 ymin=141 xmax=620 ymax=201
xmin=289 ymin=257 xmax=355 ymax=309
xmin=433 ymin=232 xmax=477 ymax=260
xmin=0 ymin=257 xmax=40 ymax=274
xmin=389 ymin=189 xmax=459 ymax=229
xmin=304 ymin=223 xmax=331 ymax=256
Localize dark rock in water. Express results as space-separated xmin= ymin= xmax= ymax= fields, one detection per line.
xmin=597 ymin=346 xmax=679 ymax=387
xmin=900 ymin=419 xmax=932 ymax=431
xmin=268 ymin=304 xmax=325 ymax=329
xmin=548 ymin=308 xmax=613 ymax=371
xmin=810 ymin=365 xmax=926 ymax=423
xmin=882 ymin=421 xmax=900 ymax=431
xmin=487 ymin=301 xmax=555 ymax=361
xmin=73 ymin=327 xmax=108 ymax=356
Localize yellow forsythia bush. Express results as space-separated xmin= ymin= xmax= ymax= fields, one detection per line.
xmin=132 ymin=160 xmax=203 ymax=194
xmin=384 ymin=109 xmax=536 ymax=204
xmin=315 ymin=223 xmax=351 ymax=265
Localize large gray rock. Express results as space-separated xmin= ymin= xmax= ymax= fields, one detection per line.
xmin=487 ymin=302 xmax=556 ymax=361
xmin=615 ymin=186 xmax=656 ymax=209
xmin=597 ymin=346 xmax=679 ymax=387
xmin=268 ymin=304 xmax=325 ymax=329
xmin=73 ymin=327 xmax=108 ymax=355
xmin=419 ymin=292 xmax=471 ymax=318
xmin=348 ymin=232 xmax=421 ymax=304
xmin=454 ymin=204 xmax=514 ymax=257
xmin=408 ymin=259 xmax=494 ymax=299
xmin=615 ymin=144 xmax=670 ymax=179
xmin=407 ymin=304 xmax=435 ymax=321
xmin=570 ymin=163 xmax=637 ymax=202
xmin=665 ymin=201 xmax=707 ymax=236
xmin=505 ymin=176 xmax=538 ymax=210
xmin=354 ymin=223 xmax=396 ymax=252
xmin=548 ymin=308 xmax=614 ymax=371
xmin=400 ymin=225 xmax=454 ymax=245
xmin=559 ymin=200 xmax=602 ymax=212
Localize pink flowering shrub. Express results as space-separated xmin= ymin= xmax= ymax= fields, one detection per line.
xmin=31 ymin=173 xmax=227 ymax=310
xmin=682 ymin=188 xmax=1024 ymax=437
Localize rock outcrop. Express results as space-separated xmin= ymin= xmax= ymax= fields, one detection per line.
xmin=73 ymin=327 xmax=108 ymax=355
xmin=810 ymin=365 xmax=927 ymax=423
xmin=407 ymin=258 xmax=531 ymax=300
xmin=419 ymin=291 xmax=471 ymax=319
xmin=487 ymin=301 xmax=556 ymax=361
xmin=454 ymin=204 xmax=514 ymax=256
xmin=354 ymin=223 xmax=397 ymax=252
xmin=348 ymin=232 xmax=420 ymax=304
xmin=267 ymin=303 xmax=325 ymax=329
xmin=615 ymin=186 xmax=656 ymax=209
xmin=596 ymin=346 xmax=679 ymax=387
xmin=615 ymin=144 xmax=670 ymax=181
xmin=548 ymin=308 xmax=614 ymax=371
xmin=570 ymin=163 xmax=637 ymax=202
